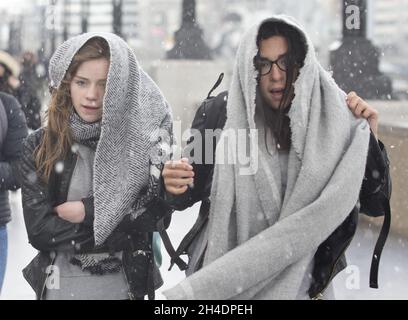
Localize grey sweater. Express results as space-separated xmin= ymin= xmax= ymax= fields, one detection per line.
xmin=0 ymin=93 xmax=28 ymax=225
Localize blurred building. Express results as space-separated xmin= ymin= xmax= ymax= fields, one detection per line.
xmin=200 ymin=0 xmax=341 ymax=67
xmin=2 ymin=0 xmax=145 ymax=59
xmin=55 ymin=0 xmax=141 ymax=41
xmin=1 ymin=0 xmax=407 ymax=86
xmin=371 ymin=0 xmax=408 ymax=53
xmin=137 ymin=0 xmax=180 ymax=61
xmin=370 ymin=0 xmax=408 ymax=98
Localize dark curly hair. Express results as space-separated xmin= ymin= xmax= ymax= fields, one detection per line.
xmin=255 ymin=20 xmax=307 ymax=151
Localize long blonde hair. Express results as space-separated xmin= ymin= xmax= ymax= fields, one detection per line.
xmin=35 ymin=37 xmax=110 ymax=183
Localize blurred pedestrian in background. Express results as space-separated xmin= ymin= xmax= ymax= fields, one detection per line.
xmin=0 ymin=50 xmax=42 ymax=131
xmin=18 ymin=51 xmax=43 ymax=131
xmin=0 ymin=91 xmax=28 ymax=294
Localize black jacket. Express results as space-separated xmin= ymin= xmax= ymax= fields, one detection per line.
xmin=0 ymin=92 xmax=28 ymax=225
xmin=20 ymin=128 xmax=173 ymax=299
xmin=164 ymin=91 xmax=391 ymax=299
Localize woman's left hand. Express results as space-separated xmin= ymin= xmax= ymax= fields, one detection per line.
xmin=54 ymin=201 xmax=85 ymax=223
xmin=346 ymin=91 xmax=379 ymax=139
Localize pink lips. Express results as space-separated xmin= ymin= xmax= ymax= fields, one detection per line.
xmin=270 ymin=88 xmax=284 ymax=93
xmin=82 ymin=105 xmax=99 ymax=110
xmin=270 ymin=88 xmax=284 ymax=99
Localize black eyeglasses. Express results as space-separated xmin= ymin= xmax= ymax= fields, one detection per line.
xmin=255 ymin=55 xmax=288 ymax=76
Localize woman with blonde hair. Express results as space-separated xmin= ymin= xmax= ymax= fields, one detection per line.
xmin=21 ymin=33 xmax=173 ymax=300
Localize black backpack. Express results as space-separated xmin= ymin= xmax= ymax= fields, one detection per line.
xmin=160 ymin=73 xmax=391 ymax=290
xmin=159 ymin=73 xmax=227 ymax=273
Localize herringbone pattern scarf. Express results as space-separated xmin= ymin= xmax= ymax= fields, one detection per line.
xmin=69 ymin=111 xmax=100 ymax=150
xmin=49 ymin=32 xmax=173 ymax=245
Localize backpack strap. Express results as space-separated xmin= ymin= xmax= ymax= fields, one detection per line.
xmin=369 ymin=197 xmax=391 ymax=288
xmin=159 ymin=75 xmax=227 ymax=272
xmin=207 ymin=73 xmax=224 ymax=99
xmin=144 ymin=232 xmax=155 ymax=300
xmin=159 ymin=230 xmax=188 ymax=271
xmin=366 ymin=138 xmax=392 ymax=289
xmin=171 ymin=198 xmax=211 ymax=270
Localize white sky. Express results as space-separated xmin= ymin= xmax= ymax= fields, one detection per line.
xmin=0 ymin=0 xmax=32 ymax=14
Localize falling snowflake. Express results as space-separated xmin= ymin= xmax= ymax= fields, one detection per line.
xmin=71 ymin=143 xmax=79 ymax=153
xmin=55 ymin=161 xmax=64 ymax=173
xmin=372 ymin=170 xmax=380 ymax=179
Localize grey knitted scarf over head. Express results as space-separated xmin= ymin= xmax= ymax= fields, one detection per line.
xmin=49 ymin=32 xmax=173 ymax=246
xmin=163 ymin=15 xmax=370 ymax=300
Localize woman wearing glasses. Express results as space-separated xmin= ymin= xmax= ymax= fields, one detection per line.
xmin=162 ymin=16 xmax=391 ymax=300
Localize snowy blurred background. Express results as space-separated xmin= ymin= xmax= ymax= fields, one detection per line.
xmin=0 ymin=0 xmax=407 ymax=300
xmin=1 ymin=0 xmax=407 ymax=96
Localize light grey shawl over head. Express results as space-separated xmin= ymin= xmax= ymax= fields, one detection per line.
xmin=163 ymin=15 xmax=370 ymax=300
xmin=49 ymin=32 xmax=173 ymax=245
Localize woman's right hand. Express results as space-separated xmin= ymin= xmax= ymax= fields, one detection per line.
xmin=162 ymin=158 xmax=194 ymax=195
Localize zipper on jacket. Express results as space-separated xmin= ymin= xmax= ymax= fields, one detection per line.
xmin=132 ymin=249 xmax=150 ymax=257
xmin=312 ymin=238 xmax=353 ymax=300
xmin=40 ymin=252 xmax=57 ymax=300
xmin=121 ymin=258 xmax=135 ymax=300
